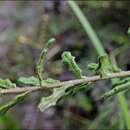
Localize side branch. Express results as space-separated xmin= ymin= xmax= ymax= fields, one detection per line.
xmin=1 ymin=71 xmax=130 ymax=94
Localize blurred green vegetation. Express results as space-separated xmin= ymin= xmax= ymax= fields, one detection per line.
xmin=0 ymin=1 xmax=130 ymax=129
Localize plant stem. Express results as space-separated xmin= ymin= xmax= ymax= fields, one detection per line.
xmin=67 ymin=1 xmax=106 ymax=56
xmin=1 ymin=71 xmax=130 ymax=95
xmin=67 ymin=1 xmax=130 ymax=128
xmin=118 ymin=94 xmax=130 ymax=129
xmin=110 ymin=44 xmax=130 ymax=66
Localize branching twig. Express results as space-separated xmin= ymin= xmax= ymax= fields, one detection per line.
xmin=1 ymin=71 xmax=130 ymax=95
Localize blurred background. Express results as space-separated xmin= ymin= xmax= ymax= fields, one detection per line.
xmin=0 ymin=1 xmax=130 ymax=129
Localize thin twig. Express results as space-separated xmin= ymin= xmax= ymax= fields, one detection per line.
xmin=1 ymin=71 xmax=130 ymax=95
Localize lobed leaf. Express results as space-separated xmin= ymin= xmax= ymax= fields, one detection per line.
xmin=96 ymin=55 xmax=113 ymax=78
xmin=0 ymin=79 xmax=16 ymax=89
xmin=101 ymin=77 xmax=130 ymax=101
xmin=65 ymin=82 xmax=91 ymax=97
xmin=112 ymin=77 xmax=130 ymax=88
xmin=0 ymin=91 xmax=29 ymax=116
xmin=36 ymin=38 xmax=55 ymax=85
xmin=62 ymin=51 xmax=83 ymax=79
xmin=87 ymin=63 xmax=98 ymax=71
xmin=17 ymin=76 xmax=39 ymax=86
xmin=88 ymin=55 xmax=119 ymax=79
xmin=38 ymin=82 xmax=74 ymax=112
xmin=17 ymin=76 xmax=59 ymax=87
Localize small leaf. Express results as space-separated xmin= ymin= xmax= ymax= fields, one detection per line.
xmin=17 ymin=76 xmax=39 ymax=86
xmin=38 ymin=82 xmax=74 ymax=112
xmin=40 ymin=78 xmax=60 ymax=87
xmin=0 ymin=91 xmax=29 ymax=116
xmin=17 ymin=76 xmax=59 ymax=87
xmin=87 ymin=63 xmax=98 ymax=71
xmin=96 ymin=55 xmax=113 ymax=78
xmin=62 ymin=51 xmax=82 ymax=79
xmin=0 ymin=79 xmax=16 ymax=89
xmin=65 ymin=82 xmax=91 ymax=97
xmin=45 ymin=78 xmax=60 ymax=84
xmin=72 ymin=82 xmax=91 ymax=94
xmin=112 ymin=77 xmax=130 ymax=88
xmin=36 ymin=38 xmax=55 ymax=85
xmin=111 ymin=64 xmax=121 ymax=72
xmin=88 ymin=55 xmax=118 ymax=78
xmin=100 ymin=77 xmax=130 ymax=101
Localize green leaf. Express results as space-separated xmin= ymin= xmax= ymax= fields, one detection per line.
xmin=87 ymin=63 xmax=98 ymax=71
xmin=101 ymin=77 xmax=130 ymax=101
xmin=65 ymin=82 xmax=91 ymax=97
xmin=96 ymin=55 xmax=113 ymax=78
xmin=62 ymin=51 xmax=82 ymax=79
xmin=17 ymin=76 xmax=59 ymax=87
xmin=38 ymin=82 xmax=74 ymax=112
xmin=0 ymin=79 xmax=16 ymax=89
xmin=73 ymin=82 xmax=91 ymax=94
xmin=112 ymin=77 xmax=130 ymax=88
xmin=88 ymin=55 xmax=119 ymax=78
xmin=0 ymin=91 xmax=29 ymax=116
xmin=36 ymin=38 xmax=55 ymax=85
xmin=17 ymin=76 xmax=39 ymax=86
xmin=44 ymin=78 xmax=60 ymax=84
